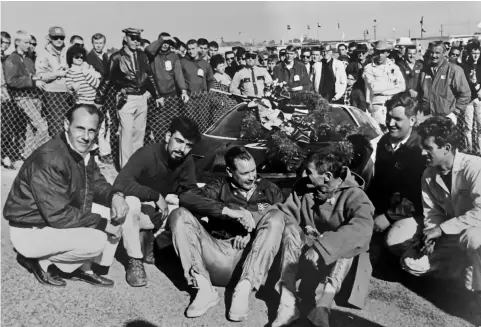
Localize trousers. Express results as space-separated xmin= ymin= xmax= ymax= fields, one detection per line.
xmin=168 ymin=207 xmax=286 ymax=289
xmin=462 ymin=99 xmax=481 ymax=153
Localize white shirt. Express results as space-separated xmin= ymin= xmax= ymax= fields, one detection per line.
xmin=391 ymin=131 xmax=411 ymax=152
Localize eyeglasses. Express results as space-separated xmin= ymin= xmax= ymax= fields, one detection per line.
xmin=30 ymin=42 xmax=37 ymax=46
xmin=245 ymin=54 xmax=257 ymax=59
xmin=128 ymin=35 xmax=141 ymax=42
xmin=240 ymin=56 xmax=247 ymax=61
xmin=226 ymin=57 xmax=235 ymax=61
xmin=357 ymin=51 xmax=366 ymax=55
xmin=73 ymin=54 xmax=85 ymax=59
xmin=50 ymin=36 xmax=65 ymax=41
xmin=451 ymin=53 xmax=460 ymax=57
xmin=301 ymin=55 xmax=311 ymax=59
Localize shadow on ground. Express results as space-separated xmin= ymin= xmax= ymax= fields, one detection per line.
xmin=124 ymin=319 xmax=158 ymax=327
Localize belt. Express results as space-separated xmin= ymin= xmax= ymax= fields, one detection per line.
xmin=125 ymin=90 xmax=146 ymax=96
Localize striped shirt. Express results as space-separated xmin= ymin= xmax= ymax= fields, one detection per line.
xmin=65 ymin=65 xmax=101 ymax=104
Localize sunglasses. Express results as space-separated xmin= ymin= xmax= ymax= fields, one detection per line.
xmin=128 ymin=35 xmax=141 ymax=42
xmin=30 ymin=42 xmax=37 ymax=46
xmin=73 ymin=54 xmax=85 ymax=59
xmin=50 ymin=36 xmax=65 ymax=41
xmin=245 ymin=54 xmax=257 ymax=60
xmin=301 ymin=55 xmax=311 ymax=59
xmin=357 ymin=51 xmax=366 ymax=55
xmin=451 ymin=53 xmax=460 ymax=57
xmin=226 ymin=57 xmax=235 ymax=61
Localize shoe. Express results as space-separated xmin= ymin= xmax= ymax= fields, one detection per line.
xmin=271 ymin=289 xmax=300 ymax=327
xmin=16 ymin=254 xmax=66 ymax=287
xmin=126 ymin=258 xmax=147 ymax=287
xmin=307 ymin=306 xmax=331 ymax=327
xmin=140 ymin=230 xmax=155 ymax=265
xmin=70 ymin=270 xmax=114 ymax=287
xmin=186 ymin=274 xmax=219 ymax=318
xmin=228 ymin=279 xmax=252 ymax=322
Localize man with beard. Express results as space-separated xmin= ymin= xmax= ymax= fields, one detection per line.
xmin=312 ymin=43 xmax=347 ymax=103
xmin=230 ymin=50 xmax=272 ymax=97
xmin=397 ymin=45 xmax=424 ymax=99
xmin=273 ymin=45 xmax=311 ymax=91
xmin=271 ymin=150 xmax=374 ymax=327
xmin=112 ymin=116 xmax=201 ymax=287
xmin=168 ymin=146 xmax=286 ymax=321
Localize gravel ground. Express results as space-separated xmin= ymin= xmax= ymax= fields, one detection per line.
xmin=1 ymin=166 xmax=480 ymax=327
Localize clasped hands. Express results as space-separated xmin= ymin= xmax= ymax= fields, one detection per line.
xmin=223 ymin=207 xmax=256 ymax=250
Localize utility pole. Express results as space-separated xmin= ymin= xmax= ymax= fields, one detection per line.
xmin=373 ymin=19 xmax=377 ymax=40
xmin=440 ymin=24 xmax=444 ymax=36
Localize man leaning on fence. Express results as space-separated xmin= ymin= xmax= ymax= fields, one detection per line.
xmin=95 ymin=28 xmax=163 ymax=169
xmin=3 ymin=104 xmax=130 ymax=288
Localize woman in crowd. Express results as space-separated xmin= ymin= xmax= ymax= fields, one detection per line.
xmin=210 ymin=54 xmax=231 ymax=89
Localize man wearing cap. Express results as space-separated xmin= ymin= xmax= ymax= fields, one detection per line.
xmin=277 ymin=48 xmax=287 ymax=65
xmin=230 ymin=51 xmax=273 ymax=98
xmin=273 ymin=45 xmax=311 ymax=91
xmin=35 ymin=26 xmax=69 ymax=137
xmin=363 ymin=40 xmax=406 ymax=126
xmin=95 ymin=28 xmax=162 ymax=169
xmin=312 ymin=43 xmax=347 ymax=102
xmin=397 ymin=42 xmax=424 ymax=99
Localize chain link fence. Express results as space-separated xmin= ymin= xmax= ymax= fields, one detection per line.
xmin=1 ymin=81 xmax=239 ymax=171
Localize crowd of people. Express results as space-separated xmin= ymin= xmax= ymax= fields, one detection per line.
xmin=1 ymin=25 xmax=481 ymax=327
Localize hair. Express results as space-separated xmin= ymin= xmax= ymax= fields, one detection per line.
xmin=337 ymin=43 xmax=347 ymax=51
xmin=141 ymin=39 xmax=151 ymax=47
xmin=418 ymin=116 xmax=460 ymax=151
xmin=348 ymin=41 xmax=358 ymax=49
xmin=168 ymin=116 xmax=201 ymax=143
xmin=65 ymin=103 xmax=103 ymax=125
xmin=429 ymin=40 xmax=446 ymax=52
xmin=467 ymin=40 xmax=480 ymax=53
xmin=225 ymin=50 xmax=234 ymax=58
xmin=449 ymin=46 xmax=461 ymax=55
xmin=311 ymin=46 xmax=320 ymax=53
xmin=30 ymin=35 xmax=37 ymax=43
xmin=91 ymin=33 xmax=106 ymax=43
xmin=267 ymin=54 xmax=278 ymax=63
xmin=14 ymin=30 xmax=30 ymax=45
xmin=70 ymin=35 xmax=84 ymax=44
xmin=208 ymin=41 xmax=219 ymax=49
xmin=236 ymin=48 xmax=246 ymax=58
xmin=1 ymin=31 xmax=11 ymax=40
xmin=385 ymin=91 xmax=418 ymax=117
xmin=285 ymin=45 xmax=297 ymax=52
xmin=301 ymin=48 xmax=311 ymax=54
xmin=303 ymin=149 xmax=346 ymax=179
xmin=176 ymin=41 xmax=187 ymax=50
xmin=197 ymin=38 xmax=209 ymax=47
xmin=159 ymin=32 xmax=171 ymax=39
xmin=225 ymin=146 xmax=254 ymax=171
xmin=186 ymin=39 xmax=197 ymax=46
xmin=210 ymin=54 xmax=225 ymax=70
xmin=66 ymin=44 xmax=88 ymax=67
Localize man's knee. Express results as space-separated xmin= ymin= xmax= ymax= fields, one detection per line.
xmin=91 ymin=203 xmax=110 ymax=219
xmin=461 ymin=227 xmax=481 ymax=251
xmin=168 ymin=207 xmax=196 ymax=231
xmin=79 ymin=229 xmax=107 ymax=257
xmin=260 ymin=209 xmax=285 ymax=231
xmin=385 ymin=218 xmax=418 ymax=256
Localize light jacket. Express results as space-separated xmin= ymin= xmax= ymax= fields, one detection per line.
xmin=422 ymin=151 xmax=481 ymax=234
xmin=418 ymin=59 xmax=471 ymax=116
xmin=363 ymin=58 xmax=405 ymax=106
xmin=312 ymin=58 xmax=347 ymax=101
xmin=230 ymin=65 xmax=273 ymax=97
xmin=35 ymin=43 xmax=68 ymax=92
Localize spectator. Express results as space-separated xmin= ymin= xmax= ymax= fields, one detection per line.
xmin=95 ymin=27 xmax=162 ymax=169
xmin=337 ymin=43 xmax=348 ymax=57
xmin=273 ymin=45 xmax=311 ymax=91
xmin=230 ymin=50 xmax=272 ymax=97
xmin=267 ymin=54 xmax=277 ymax=77
xmin=176 ymin=40 xmax=187 ymax=58
xmin=236 ymin=48 xmax=247 ymax=70
xmin=347 ymin=44 xmax=369 ymax=72
xmin=278 ymin=48 xmax=287 ymax=63
xmin=180 ymin=39 xmax=215 ymax=94
xmin=169 ymin=146 xmax=285 ymax=320
xmin=463 ymin=42 xmax=481 ymax=153
xmin=3 ymin=104 xmax=130 ymax=288
xmin=1 ymin=31 xmax=11 ymax=61
xmin=311 ymin=46 xmax=321 ymax=64
xmin=312 ymin=43 xmax=347 ymax=102
xmin=334 ymin=64 xmax=368 ymax=111
xmin=418 ymin=41 xmax=471 ymax=127
xmin=139 ymin=39 xmax=150 ymax=51
xmin=397 ymin=45 xmax=424 ymax=99
xmin=267 ymin=46 xmax=278 ymax=56
xmin=210 ymin=54 xmax=231 ymax=88
xmin=35 ymin=26 xmax=70 ymax=137
xmin=112 ymin=117 xmax=201 ymax=287
xmin=65 ymin=44 xmax=101 ymax=105
xmin=27 ymin=35 xmax=37 ymax=62
xmin=400 ymin=116 xmax=481 ymax=295
xmin=69 ymin=35 xmax=84 ymax=46
xmin=3 ymin=30 xmax=49 ymax=159
xmin=1 ymin=30 xmax=14 ymax=168
xmin=300 ymin=48 xmax=312 ymax=74
xmin=337 ymin=54 xmax=350 ymax=69
xmin=224 ymin=50 xmax=238 ymax=79
xmin=271 ymin=150 xmax=374 ymax=327
xmin=197 ymin=38 xmax=209 ymax=60
xmin=448 ymin=46 xmax=462 ymax=65
xmin=363 ymin=41 xmax=406 ymax=126
xmin=257 ymin=51 xmax=269 ymax=68
xmin=348 ymin=41 xmax=358 ymax=56
xmin=444 ymin=41 xmax=452 ymax=58
xmin=208 ymin=41 xmax=219 ymax=58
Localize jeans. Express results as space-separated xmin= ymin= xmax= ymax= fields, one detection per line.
xmin=463 ymin=99 xmax=481 ymax=153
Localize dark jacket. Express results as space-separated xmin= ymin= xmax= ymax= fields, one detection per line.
xmin=3 ymin=133 xmax=114 ymax=230
xmin=112 ymin=142 xmax=197 ymax=202
xmin=334 ymin=82 xmax=368 ymax=111
xmin=179 ymin=55 xmax=215 ymax=94
xmin=397 ymin=59 xmax=424 ymax=92
xmin=2 ymin=51 xmax=36 ymax=90
xmin=145 ymin=38 xmax=187 ymax=96
xmin=272 ymin=61 xmax=312 ymax=91
xmin=367 ymin=131 xmax=426 ymax=217
xmin=95 ymin=47 xmax=161 ymax=104
xmin=86 ymin=50 xmax=109 ymax=78
xmin=463 ymin=59 xmax=481 ymax=101
xmin=179 ymin=177 xmax=284 ymax=239
xmin=225 ymin=62 xmax=239 ymax=79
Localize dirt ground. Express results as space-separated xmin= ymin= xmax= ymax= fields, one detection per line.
xmin=1 ymin=165 xmax=480 ymax=327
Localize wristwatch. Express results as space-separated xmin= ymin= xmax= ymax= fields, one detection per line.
xmin=113 ymin=192 xmax=125 ymax=199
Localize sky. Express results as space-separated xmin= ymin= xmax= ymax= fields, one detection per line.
xmin=1 ymin=1 xmax=481 ymax=51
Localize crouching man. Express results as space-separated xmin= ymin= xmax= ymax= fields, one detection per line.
xmin=400 ymin=116 xmax=481 ymax=296
xmin=271 ymin=151 xmax=374 ymax=327
xmin=169 ymin=146 xmax=285 ymax=321
xmin=111 ymin=116 xmax=201 ymax=287
xmin=3 ymin=104 xmax=129 ymax=287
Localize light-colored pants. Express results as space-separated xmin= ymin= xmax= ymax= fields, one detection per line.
xmin=118 ymin=94 xmax=148 ymax=168
xmin=98 ymin=111 xmax=111 ymax=157
xmin=123 ymin=196 xmax=156 ymax=260
xmin=463 ymin=99 xmax=481 ymax=153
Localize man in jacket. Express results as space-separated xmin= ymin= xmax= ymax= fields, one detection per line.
xmin=363 ymin=41 xmax=406 ymax=127
xmin=366 ymin=92 xmax=426 ymax=255
xmin=224 ymin=51 xmax=238 ymax=79
xmin=400 ymin=116 xmax=481 ymax=296
xmin=397 ymin=46 xmax=424 ymax=99
xmin=145 ymin=35 xmax=188 ymax=143
xmin=35 ymin=26 xmax=70 ymax=137
xmin=312 ymin=43 xmax=347 ymax=103
xmin=271 ymin=150 xmax=374 ymax=327
xmin=273 ymin=45 xmax=311 ymax=92
xmin=462 ymin=43 xmax=481 ymax=153
xmin=111 ymin=116 xmax=201 ymax=287
xmin=3 ymin=104 xmax=129 ymax=288
xmin=95 ymin=28 xmax=163 ymax=169
xmin=168 ymin=146 xmax=286 ymax=321
xmin=230 ymin=50 xmax=273 ymax=97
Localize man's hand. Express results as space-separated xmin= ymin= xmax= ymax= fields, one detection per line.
xmin=181 ymin=92 xmax=189 ymax=103
xmin=156 ymin=195 xmax=169 ymax=220
xmin=165 ymin=194 xmax=179 ymax=206
xmin=35 ymin=80 xmax=47 ymax=91
xmin=222 ymin=207 xmax=256 ymax=232
xmin=373 ymin=214 xmax=391 ymax=233
xmin=110 ymin=194 xmax=129 ymax=225
xmin=304 ymin=247 xmax=320 ymax=267
xmin=156 ymin=97 xmax=165 ymax=108
xmin=104 ymin=222 xmax=122 ymax=239
xmin=423 ymin=226 xmax=443 ymax=244
xmin=233 ymin=234 xmax=251 ymax=250
xmin=408 ymin=89 xmax=418 ymax=98
xmin=420 ymin=240 xmax=436 ymax=256
xmin=56 ymin=68 xmax=67 ymax=78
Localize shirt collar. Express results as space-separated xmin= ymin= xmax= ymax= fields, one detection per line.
xmin=390 ymin=131 xmax=412 ymax=151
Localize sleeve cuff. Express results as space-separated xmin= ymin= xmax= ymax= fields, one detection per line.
xmin=95 ymin=217 xmax=109 ymax=231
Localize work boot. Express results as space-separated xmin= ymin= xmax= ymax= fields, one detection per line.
xmin=228 ymin=279 xmax=252 ymax=321
xmin=126 ymin=258 xmax=147 ymax=287
xmin=307 ymin=307 xmax=331 ymax=327
xmin=307 ymin=282 xmax=336 ymax=327
xmin=140 ymin=230 xmax=155 ymax=265
xmin=271 ymin=286 xmax=300 ymax=327
xmin=186 ymin=273 xmax=219 ymax=318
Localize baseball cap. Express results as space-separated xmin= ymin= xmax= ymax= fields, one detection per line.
xmin=48 ymin=26 xmax=65 ymax=37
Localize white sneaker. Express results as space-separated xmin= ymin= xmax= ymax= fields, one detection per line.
xmin=228 ymin=279 xmax=252 ymax=321
xmin=186 ymin=274 xmax=219 ymax=318
xmin=271 ymin=303 xmax=300 ymax=327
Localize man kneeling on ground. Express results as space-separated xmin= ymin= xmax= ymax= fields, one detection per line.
xmin=169 ymin=146 xmax=286 ymax=321
xmin=271 ymin=150 xmax=374 ymax=327
xmin=3 ymin=104 xmax=129 ymax=287
xmin=111 ymin=116 xmax=201 ymax=287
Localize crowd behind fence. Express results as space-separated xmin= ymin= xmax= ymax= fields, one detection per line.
xmin=1 ymin=82 xmax=238 ymax=171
